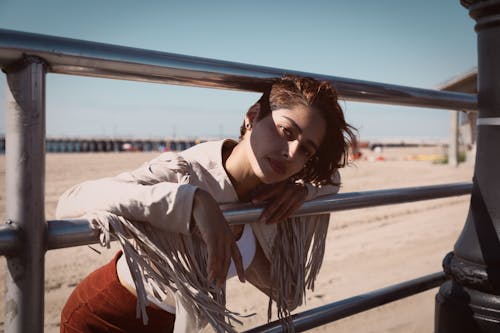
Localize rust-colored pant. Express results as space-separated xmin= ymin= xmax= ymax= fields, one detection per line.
xmin=60 ymin=252 xmax=175 ymax=333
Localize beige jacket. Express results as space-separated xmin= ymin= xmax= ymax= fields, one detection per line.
xmin=56 ymin=139 xmax=339 ymax=332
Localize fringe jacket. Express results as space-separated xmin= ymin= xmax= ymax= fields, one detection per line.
xmin=56 ymin=139 xmax=339 ymax=333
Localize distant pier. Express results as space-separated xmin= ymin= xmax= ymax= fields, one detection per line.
xmin=0 ymin=136 xmax=199 ymax=153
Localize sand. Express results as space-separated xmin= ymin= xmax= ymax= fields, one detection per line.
xmin=0 ymin=147 xmax=474 ymax=332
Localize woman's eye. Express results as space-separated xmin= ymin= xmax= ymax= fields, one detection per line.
xmin=279 ymin=125 xmax=293 ymax=139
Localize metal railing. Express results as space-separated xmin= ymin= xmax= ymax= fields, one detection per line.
xmin=244 ymin=272 xmax=447 ymax=333
xmin=0 ymin=29 xmax=476 ymax=110
xmin=0 ymin=28 xmax=476 ymax=333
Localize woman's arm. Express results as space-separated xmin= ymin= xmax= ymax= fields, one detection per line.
xmin=57 ymin=151 xmax=246 ymax=283
xmin=192 ymin=189 xmax=245 ymax=287
xmin=56 ymin=152 xmax=197 ymax=235
xmin=251 ymin=170 xmax=341 ymax=224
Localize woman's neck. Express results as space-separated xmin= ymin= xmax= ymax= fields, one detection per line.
xmin=223 ymin=141 xmax=261 ymax=201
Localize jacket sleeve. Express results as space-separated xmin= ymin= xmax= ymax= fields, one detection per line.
xmin=304 ymin=170 xmax=341 ymax=201
xmin=55 ymin=152 xmax=198 ymax=235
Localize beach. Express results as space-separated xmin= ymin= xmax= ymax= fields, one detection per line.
xmin=0 ymin=146 xmax=474 ymax=332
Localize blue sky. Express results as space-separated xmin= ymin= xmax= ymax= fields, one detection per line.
xmin=0 ymin=0 xmax=477 ymax=140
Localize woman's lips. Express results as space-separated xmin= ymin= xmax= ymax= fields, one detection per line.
xmin=267 ymin=157 xmax=286 ymax=175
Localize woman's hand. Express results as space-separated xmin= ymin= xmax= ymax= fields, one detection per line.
xmin=192 ymin=189 xmax=245 ymax=288
xmin=251 ymin=181 xmax=308 ymax=224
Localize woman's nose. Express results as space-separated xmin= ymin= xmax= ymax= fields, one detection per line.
xmin=283 ymin=141 xmax=299 ymax=160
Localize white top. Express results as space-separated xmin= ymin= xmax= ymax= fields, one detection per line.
xmin=116 ymin=222 xmax=256 ymax=314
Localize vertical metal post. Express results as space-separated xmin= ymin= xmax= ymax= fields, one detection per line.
xmin=4 ymin=56 xmax=47 ymax=333
xmin=448 ymin=111 xmax=459 ymax=167
xmin=436 ymin=1 xmax=500 ymax=332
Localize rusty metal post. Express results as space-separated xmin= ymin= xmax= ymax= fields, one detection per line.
xmin=4 ymin=56 xmax=47 ymax=333
xmin=435 ymin=1 xmax=500 ymax=332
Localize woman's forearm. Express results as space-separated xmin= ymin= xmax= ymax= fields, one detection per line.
xmin=56 ymin=151 xmax=199 ymax=235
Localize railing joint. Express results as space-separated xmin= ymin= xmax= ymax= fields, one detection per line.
xmin=2 ymin=54 xmax=49 ymax=75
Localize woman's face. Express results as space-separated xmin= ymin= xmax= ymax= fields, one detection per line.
xmin=247 ymin=106 xmax=326 ymax=184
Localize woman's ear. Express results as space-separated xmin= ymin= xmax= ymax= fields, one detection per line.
xmin=245 ymin=103 xmax=261 ymax=128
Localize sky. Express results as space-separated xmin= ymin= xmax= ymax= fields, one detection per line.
xmin=0 ymin=0 xmax=477 ymax=141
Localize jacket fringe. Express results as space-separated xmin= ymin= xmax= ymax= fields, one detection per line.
xmin=84 ymin=152 xmax=330 ymax=332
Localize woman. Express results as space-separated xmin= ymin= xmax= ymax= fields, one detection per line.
xmin=57 ymin=75 xmax=356 ymax=333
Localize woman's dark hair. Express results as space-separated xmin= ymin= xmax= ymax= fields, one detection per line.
xmin=240 ymin=75 xmax=357 ymax=186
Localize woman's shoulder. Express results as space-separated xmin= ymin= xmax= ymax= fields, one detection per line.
xmin=180 ymin=139 xmax=234 ymax=167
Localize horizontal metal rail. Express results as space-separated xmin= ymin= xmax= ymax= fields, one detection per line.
xmin=244 ymin=272 xmax=447 ymax=333
xmin=0 ymin=29 xmax=476 ymax=111
xmin=0 ymin=182 xmax=471 ymax=255
xmin=223 ymin=182 xmax=472 ymax=224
